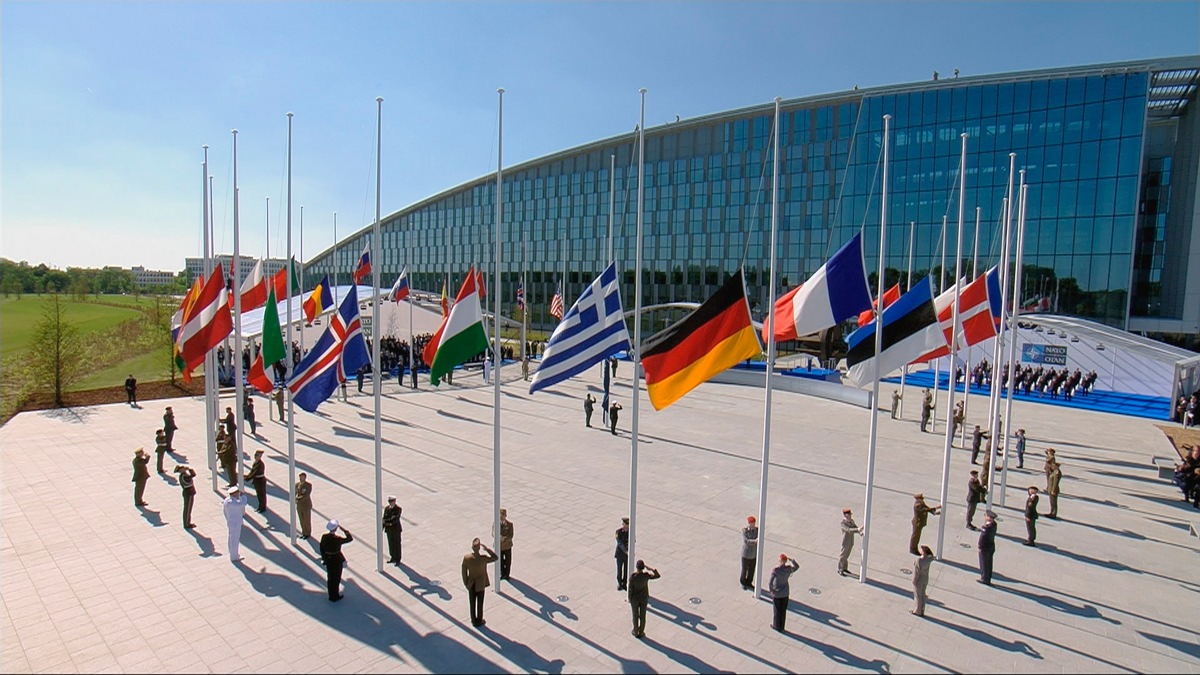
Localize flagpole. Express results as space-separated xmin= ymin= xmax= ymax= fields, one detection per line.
xmin=898 ymin=220 xmax=915 ymax=418
xmin=628 ymin=88 xmax=646 ymax=575
xmin=961 ymin=207 xmax=982 ymax=448
xmin=604 ymin=152 xmax=616 ymax=414
xmin=936 ymin=133 xmax=968 ymax=560
xmin=202 ymin=146 xmax=218 ymax=494
xmin=208 ymin=174 xmax=219 ymax=473
xmin=333 ymin=213 xmax=339 ymax=307
xmin=521 ymin=239 xmax=527 ymax=362
xmin=860 ymin=113 xmax=890 ymax=584
xmin=987 ymin=153 xmax=1017 ymax=502
xmin=286 ymin=112 xmax=297 ymax=546
xmin=373 ymin=97 xmax=384 ymax=574
xmin=493 ymin=88 xmax=505 ymax=591
xmin=232 ymin=129 xmax=246 ymax=493
xmin=299 ymin=206 xmax=306 ymax=366
xmin=999 ymin=176 xmax=1028 ymax=504
xmin=754 ymin=97 xmax=782 ymax=597
xmin=932 ymin=214 xmax=947 ymax=432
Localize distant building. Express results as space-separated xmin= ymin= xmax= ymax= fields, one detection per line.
xmin=184 ymin=256 xmax=289 ymax=286
xmin=130 ymin=266 xmax=177 ymax=288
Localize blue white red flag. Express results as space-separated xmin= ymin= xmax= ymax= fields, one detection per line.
xmin=388 ymin=267 xmax=410 ymax=303
xmin=288 ymin=285 xmax=370 ymax=413
xmin=352 ymin=245 xmax=371 ymax=285
xmin=764 ymin=232 xmax=872 ymax=342
xmin=516 ymin=282 xmax=525 ymax=311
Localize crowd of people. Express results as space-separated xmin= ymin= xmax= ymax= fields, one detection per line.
xmin=958 ymin=359 xmax=1098 ymax=401
xmin=1175 ymin=393 xmax=1198 ymax=427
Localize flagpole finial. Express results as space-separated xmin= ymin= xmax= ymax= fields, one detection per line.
xmin=883 ymin=114 xmax=891 ymax=121
xmin=639 ymin=88 xmax=647 ymax=94
xmin=202 ymin=144 xmax=208 ymax=150
xmin=961 ymin=132 xmax=968 ymax=140
xmin=287 ymin=112 xmax=293 ymax=118
xmin=497 ymin=88 xmax=505 ymax=94
xmin=1009 ymin=152 xmax=1017 ymax=158
xmin=376 ymin=97 xmax=383 ymax=103
xmin=232 ymin=129 xmax=238 ymax=135
xmin=774 ymin=96 xmax=782 ymax=103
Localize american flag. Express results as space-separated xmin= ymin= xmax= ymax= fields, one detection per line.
xmin=516 ymin=282 xmax=525 ymax=311
xmin=549 ymin=283 xmax=564 ymax=321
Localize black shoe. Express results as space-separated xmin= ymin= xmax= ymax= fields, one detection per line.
xmin=330 ymin=595 xmax=344 ymax=602
xmin=477 ymin=619 xmax=486 ymax=627
xmin=977 ymin=579 xmax=991 ymax=586
xmin=185 ymin=524 xmax=196 ymax=529
xmin=967 ymin=525 xmax=979 ymax=531
xmin=136 ymin=502 xmax=148 ymax=506
xmin=838 ymin=570 xmax=847 ymax=577
xmin=1023 ymin=541 xmax=1036 ymax=547
xmin=386 ymin=559 xmax=397 ymax=564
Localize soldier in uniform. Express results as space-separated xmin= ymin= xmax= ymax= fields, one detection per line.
xmin=609 ymin=402 xmax=622 ymax=436
xmin=628 ymin=560 xmax=661 ymax=638
xmin=246 ymin=450 xmax=267 ymax=513
xmin=838 ymin=508 xmax=863 ymax=577
xmin=614 ymin=517 xmax=629 ymax=591
xmin=768 ymin=554 xmax=799 ymax=632
xmin=223 ymin=485 xmax=247 ymax=563
xmin=966 ymin=470 xmax=986 ymax=530
xmin=740 ymin=515 xmax=759 ymax=590
xmin=175 ymin=464 xmax=196 ymax=528
xmin=132 ymin=448 xmax=150 ymax=506
xmin=890 ymin=390 xmax=902 ymax=419
xmin=217 ymin=430 xmax=238 ymax=487
xmin=1023 ymin=486 xmax=1040 ymax=546
xmin=163 ymin=406 xmax=178 ymax=452
xmin=912 ymin=546 xmax=935 ymax=617
xmin=494 ymin=509 xmax=514 ymax=580
xmin=462 ymin=537 xmax=499 ymax=626
xmin=154 ymin=429 xmax=170 ymax=474
xmin=320 ymin=520 xmax=353 ymax=601
xmin=909 ymin=493 xmax=941 ymax=555
xmin=124 ymin=374 xmax=138 ymax=406
xmin=970 ymin=425 xmax=987 ymax=465
xmin=584 ymin=393 xmax=596 ymax=427
xmin=1044 ymin=449 xmax=1062 ymax=518
xmin=977 ymin=510 xmax=998 ymax=585
xmin=273 ymin=387 xmax=286 ymax=423
xmin=222 ymin=407 xmax=236 ymax=437
xmin=383 ymin=495 xmax=403 ymax=564
xmin=295 ymin=472 xmax=313 ymax=539
xmin=920 ymin=390 xmax=933 ymax=432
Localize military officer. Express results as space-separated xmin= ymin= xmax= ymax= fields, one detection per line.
xmin=909 ymin=493 xmax=941 ymax=555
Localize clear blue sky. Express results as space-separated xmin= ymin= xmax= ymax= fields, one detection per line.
xmin=3 ymin=1 xmax=1197 ymax=272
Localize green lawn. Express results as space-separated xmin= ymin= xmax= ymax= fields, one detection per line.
xmin=0 ymin=296 xmax=146 ymax=357
xmin=73 ymin=347 xmax=179 ymax=391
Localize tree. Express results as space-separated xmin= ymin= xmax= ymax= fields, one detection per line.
xmin=28 ymin=293 xmax=86 ymax=406
xmin=152 ymin=295 xmax=179 ymax=383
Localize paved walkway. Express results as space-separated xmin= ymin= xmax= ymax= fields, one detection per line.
xmin=3 ymin=364 xmax=1199 ymax=673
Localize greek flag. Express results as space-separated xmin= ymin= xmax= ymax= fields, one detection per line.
xmin=529 ymin=262 xmax=631 ymax=394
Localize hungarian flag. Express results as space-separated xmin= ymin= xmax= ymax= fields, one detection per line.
xmin=271 ymin=258 xmax=301 ymax=301
xmin=353 ymin=245 xmax=371 ymax=285
xmin=641 ymin=270 xmax=762 ymax=411
xmin=248 ymin=285 xmax=285 ymax=394
xmin=429 ymin=268 xmax=488 ymax=386
xmin=857 ymin=283 xmax=901 ymax=327
xmin=239 ymin=259 xmax=268 ymax=313
xmin=303 ymin=275 xmax=333 ymax=325
xmin=177 ymin=262 xmax=234 ymax=381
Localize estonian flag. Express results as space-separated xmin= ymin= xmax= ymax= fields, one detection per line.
xmin=641 ymin=270 xmax=762 ymax=410
xmin=844 ymin=275 xmax=944 ymax=387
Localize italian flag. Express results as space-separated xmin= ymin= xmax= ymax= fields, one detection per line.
xmin=429 ymin=268 xmax=488 ymax=386
xmin=247 ymin=285 xmax=285 ymax=394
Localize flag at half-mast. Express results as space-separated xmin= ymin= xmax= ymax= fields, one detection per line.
xmin=764 ymin=232 xmax=872 ymax=343
xmin=270 ymin=258 xmax=300 ymax=301
xmin=530 ymin=262 xmax=630 ymax=394
xmin=857 ymin=283 xmax=901 ymax=327
xmin=422 ymin=269 xmax=470 ymax=369
xmin=248 ymin=285 xmax=285 ymax=394
xmin=429 ymin=269 xmax=488 ymax=386
xmin=303 ymin=275 xmax=333 ymax=325
xmin=387 ymin=267 xmax=410 ymax=303
xmin=641 ymin=270 xmax=762 ymax=411
xmin=912 ymin=267 xmax=1002 ymax=364
xmin=844 ymin=275 xmax=943 ymax=387
xmin=549 ymin=282 xmax=564 ymax=321
xmin=287 ymin=285 xmax=370 ymax=413
xmin=177 ymin=262 xmax=234 ymax=381
xmin=516 ymin=282 xmax=525 ymax=311
xmin=239 ymin=259 xmax=269 ymax=313
xmin=172 ymin=277 xmax=204 ymax=375
xmin=352 ymin=245 xmax=371 ymax=285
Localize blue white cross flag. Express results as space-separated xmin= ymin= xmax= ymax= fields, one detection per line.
xmin=287 ymin=285 xmax=370 ymax=413
xmin=844 ymin=275 xmax=944 ymax=388
xmin=529 ymin=262 xmax=631 ymax=394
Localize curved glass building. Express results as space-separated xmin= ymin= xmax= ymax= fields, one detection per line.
xmin=305 ymin=56 xmax=1200 ymax=343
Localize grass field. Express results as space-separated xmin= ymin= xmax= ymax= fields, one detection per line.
xmin=0 ymin=296 xmax=148 ymax=357
xmin=75 ymin=348 xmax=177 ymax=391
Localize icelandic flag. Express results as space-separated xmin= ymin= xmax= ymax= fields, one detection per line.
xmin=388 ymin=267 xmax=410 ymax=303
xmin=764 ymin=232 xmax=872 ymax=342
xmin=530 ymin=262 xmax=631 ymax=394
xmin=844 ymin=275 xmax=944 ymax=387
xmin=288 ymin=285 xmax=370 ymax=413
xmin=352 ymin=245 xmax=371 ymax=285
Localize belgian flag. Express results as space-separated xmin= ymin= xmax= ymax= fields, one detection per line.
xmin=642 ymin=270 xmax=762 ymax=410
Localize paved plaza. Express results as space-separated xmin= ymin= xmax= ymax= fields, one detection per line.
xmin=2 ymin=364 xmax=1199 ymax=673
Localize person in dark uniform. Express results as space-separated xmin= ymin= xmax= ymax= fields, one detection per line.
xmin=273 ymin=387 xmax=286 ymax=422
xmin=320 ymin=520 xmax=353 ymax=601
xmin=125 ymin=374 xmax=138 ymax=406
xmin=243 ymin=397 xmax=258 ymax=436
xmin=614 ymin=517 xmax=629 ymax=591
xmin=383 ymin=496 xmax=403 ymax=564
xmin=217 ymin=430 xmax=238 ymax=487
xmin=609 ymin=402 xmax=622 ymax=436
xmin=768 ymin=553 xmax=799 ymax=632
xmin=246 ymin=450 xmax=267 ymax=513
xmin=163 ymin=406 xmax=178 ymax=452
xmin=1044 ymin=450 xmax=1062 ymax=519
xmin=584 ymin=394 xmax=596 ymax=428
xmin=295 ymin=472 xmax=313 ymax=539
xmin=740 ymin=515 xmax=759 ymax=590
xmin=462 ymin=537 xmax=499 ymax=626
xmin=132 ymin=448 xmax=150 ymax=506
xmin=175 ymin=464 xmax=197 ymax=528
xmin=971 ymin=425 xmax=986 ymax=464
xmin=977 ymin=510 xmax=998 ymax=585
xmin=222 ymin=407 xmax=236 ymax=437
xmin=920 ymin=390 xmax=933 ymax=432
xmin=909 ymin=493 xmax=941 ymax=555
xmin=495 ymin=509 xmax=514 ymax=580
xmin=966 ymin=470 xmax=986 ymax=530
xmin=1023 ymin=486 xmax=1040 ymax=546
xmin=154 ymin=429 xmax=170 ymax=474
xmin=628 ymin=560 xmax=661 ymax=638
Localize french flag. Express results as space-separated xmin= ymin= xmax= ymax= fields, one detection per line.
xmin=388 ymin=268 xmax=410 ymax=303
xmin=352 ymin=245 xmax=371 ymax=285
xmin=763 ymin=232 xmax=872 ymax=343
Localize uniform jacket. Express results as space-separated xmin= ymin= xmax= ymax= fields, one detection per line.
xmin=615 ymin=526 xmax=629 ymax=559
xmin=1024 ymin=493 xmax=1040 ymax=520
xmin=246 ymin=458 xmax=265 ymax=483
xmin=840 ymin=517 xmax=861 ymax=548
xmin=967 ymin=477 xmax=985 ymax=504
xmin=321 ymin=531 xmax=353 ymax=566
xmin=627 ymin=568 xmax=660 ymax=603
xmin=768 ymin=559 xmax=799 ymax=598
xmin=978 ymin=521 xmax=997 ymax=551
xmin=132 ymin=455 xmax=150 ymax=482
xmin=383 ymin=504 xmax=403 ymax=532
xmin=912 ymin=500 xmax=938 ymax=526
xmin=912 ymin=555 xmax=934 ymax=587
xmin=462 ymin=549 xmax=498 ymax=591
xmin=295 ymin=481 xmax=312 ymax=505
xmin=741 ymin=526 xmax=759 ymax=559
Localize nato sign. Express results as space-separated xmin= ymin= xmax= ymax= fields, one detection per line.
xmin=1022 ymin=344 xmax=1068 ymax=366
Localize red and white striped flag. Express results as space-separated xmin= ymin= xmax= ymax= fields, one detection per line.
xmin=549 ymin=283 xmax=564 ymax=321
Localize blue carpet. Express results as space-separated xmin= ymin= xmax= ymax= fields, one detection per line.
xmin=882 ymin=370 xmax=1173 ymax=421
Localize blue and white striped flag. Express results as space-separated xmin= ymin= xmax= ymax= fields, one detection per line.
xmin=529 ymin=262 xmax=631 ymax=395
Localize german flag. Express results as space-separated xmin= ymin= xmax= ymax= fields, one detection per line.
xmin=642 ymin=270 xmax=762 ymax=410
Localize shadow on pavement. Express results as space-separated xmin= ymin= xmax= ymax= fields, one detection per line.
xmin=783 ymin=632 xmax=892 ymax=673
xmin=138 ymin=505 xmax=166 ymax=528
xmin=779 ymin=596 xmax=949 ymax=671
xmin=641 ymin=635 xmax=732 ymax=674
xmin=505 ymin=578 xmax=577 ymax=622
xmin=1137 ymin=630 xmax=1200 ymax=660
xmin=478 ymin=624 xmax=566 ymax=674
xmin=186 ymin=526 xmax=220 ymax=558
xmin=921 ymin=614 xmax=1043 ymax=658
xmin=647 ymin=597 xmax=787 ymax=672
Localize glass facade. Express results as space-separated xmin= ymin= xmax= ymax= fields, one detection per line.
xmin=306 ymin=58 xmax=1198 ymax=332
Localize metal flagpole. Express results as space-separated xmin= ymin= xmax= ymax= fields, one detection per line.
xmin=860 ymin=114 xmax=890 ymax=584
xmin=932 ymin=214 xmax=947 ymax=432
xmin=373 ymin=97 xmax=385 ymax=574
xmin=493 ymin=88 xmax=505 ymax=591
xmin=604 ymin=153 xmax=615 ymax=411
xmin=986 ymin=153 xmax=1017 ymax=503
xmin=754 ymin=97 xmax=782 ymax=597
xmin=333 ymin=213 xmax=338 ymax=307
xmin=936 ymin=134 xmax=968 ymax=559
xmin=961 ymin=207 xmax=982 ymax=448
xmin=628 ymin=88 xmax=646 ymax=575
xmin=898 ymin=220 xmax=915 ymax=418
xmin=521 ymin=239 xmax=527 ymax=362
xmin=208 ymin=175 xmax=219 ymax=472
xmin=1000 ymin=177 xmax=1028 ymax=502
xmin=202 ymin=147 xmax=218 ymax=493
xmin=286 ymin=112 xmax=297 ymax=546
xmin=299 ymin=207 xmax=306 ymax=364
xmin=232 ymin=130 xmax=246 ymax=493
